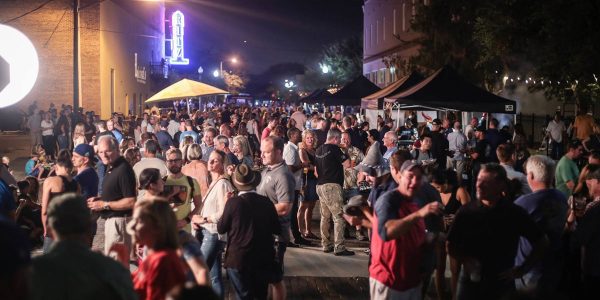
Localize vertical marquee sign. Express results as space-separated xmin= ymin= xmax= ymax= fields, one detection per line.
xmin=170 ymin=11 xmax=189 ymax=65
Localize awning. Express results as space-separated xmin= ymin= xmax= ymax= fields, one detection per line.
xmin=146 ymin=78 xmax=229 ymax=103
xmin=361 ymin=72 xmax=424 ymax=109
xmin=326 ymin=75 xmax=381 ymax=106
xmin=385 ymin=66 xmax=517 ymax=114
xmin=301 ymin=88 xmax=332 ymax=104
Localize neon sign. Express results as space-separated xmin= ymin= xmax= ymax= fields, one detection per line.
xmin=170 ymin=11 xmax=189 ymax=65
xmin=0 ymin=24 xmax=39 ymax=108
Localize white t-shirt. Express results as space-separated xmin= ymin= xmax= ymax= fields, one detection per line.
xmin=283 ymin=142 xmax=303 ymax=190
xmin=41 ymin=120 xmax=54 ymax=136
xmin=132 ymin=157 xmax=168 ymax=182
xmin=546 ymin=120 xmax=566 ymax=143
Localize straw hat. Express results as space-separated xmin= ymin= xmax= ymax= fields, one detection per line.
xmin=354 ymin=141 xmax=389 ymax=177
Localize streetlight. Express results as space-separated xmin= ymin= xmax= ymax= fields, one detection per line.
xmin=219 ymin=57 xmax=239 ymax=78
xmin=284 ymin=79 xmax=295 ymax=89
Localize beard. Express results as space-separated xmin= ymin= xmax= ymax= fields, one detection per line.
xmin=168 ymin=165 xmax=182 ymax=174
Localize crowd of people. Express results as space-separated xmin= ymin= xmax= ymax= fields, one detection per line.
xmin=0 ymin=101 xmax=599 ymax=300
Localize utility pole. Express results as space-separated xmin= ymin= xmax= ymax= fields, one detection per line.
xmin=73 ymin=0 xmax=80 ymax=110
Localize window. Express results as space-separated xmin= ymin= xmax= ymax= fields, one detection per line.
xmin=402 ymin=3 xmax=407 ymax=32
xmin=110 ymin=68 xmax=115 ymax=114
xmin=370 ymin=24 xmax=374 ymax=46
xmin=383 ymin=17 xmax=386 ymax=41
xmin=376 ymin=20 xmax=380 ymax=44
xmin=393 ymin=9 xmax=397 ymax=35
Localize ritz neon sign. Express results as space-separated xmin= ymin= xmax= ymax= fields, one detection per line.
xmin=170 ymin=11 xmax=189 ymax=65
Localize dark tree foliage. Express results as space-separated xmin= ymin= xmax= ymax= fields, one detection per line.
xmin=410 ymin=0 xmax=600 ymax=104
xmin=320 ymin=36 xmax=363 ymax=85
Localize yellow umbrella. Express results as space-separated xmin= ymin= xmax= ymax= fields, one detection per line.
xmin=145 ymin=78 xmax=229 ymax=103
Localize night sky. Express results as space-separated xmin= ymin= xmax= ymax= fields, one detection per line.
xmin=166 ymin=0 xmax=364 ymax=75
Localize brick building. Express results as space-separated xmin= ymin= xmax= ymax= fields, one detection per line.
xmin=0 ymin=0 xmax=165 ymax=119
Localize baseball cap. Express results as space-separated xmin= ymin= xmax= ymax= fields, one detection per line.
xmin=160 ymin=120 xmax=169 ymax=128
xmin=431 ymin=118 xmax=442 ymax=125
xmin=73 ymin=144 xmax=97 ymax=162
xmin=400 ymin=160 xmax=423 ymax=173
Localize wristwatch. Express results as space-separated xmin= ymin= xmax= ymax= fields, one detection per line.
xmin=102 ymin=202 xmax=110 ymax=211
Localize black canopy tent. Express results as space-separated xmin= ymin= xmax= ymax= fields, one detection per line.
xmin=301 ymin=88 xmax=332 ymax=104
xmin=325 ymin=75 xmax=381 ymax=106
xmin=361 ymin=71 xmax=424 ymax=109
xmin=385 ymin=66 xmax=517 ymax=114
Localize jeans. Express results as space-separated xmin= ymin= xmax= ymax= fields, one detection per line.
xmin=199 ymin=228 xmax=225 ymax=298
xmin=227 ymin=268 xmax=269 ymax=300
xmin=290 ymin=191 xmax=302 ymax=241
xmin=57 ymin=134 xmax=69 ymax=150
xmin=551 ymin=141 xmax=563 ymax=160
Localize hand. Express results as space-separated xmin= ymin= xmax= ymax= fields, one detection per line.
xmin=87 ymin=198 xmax=104 ymax=211
xmin=417 ymin=202 xmax=443 ymax=218
xmin=192 ymin=215 xmax=207 ymax=226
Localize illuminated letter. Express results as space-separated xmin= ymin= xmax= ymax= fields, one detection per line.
xmin=170 ymin=11 xmax=189 ymax=65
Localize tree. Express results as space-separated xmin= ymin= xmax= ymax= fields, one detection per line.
xmin=223 ymin=72 xmax=247 ymax=94
xmin=410 ymin=0 xmax=600 ymax=104
xmin=320 ymin=36 xmax=363 ymax=85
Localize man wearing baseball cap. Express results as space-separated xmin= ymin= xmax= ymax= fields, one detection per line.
xmin=369 ymin=157 xmax=443 ymax=299
xmin=72 ymin=144 xmax=98 ymax=201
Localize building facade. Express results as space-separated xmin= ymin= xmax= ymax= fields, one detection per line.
xmin=362 ymin=0 xmax=423 ymax=88
xmin=0 ymin=0 xmax=165 ymax=119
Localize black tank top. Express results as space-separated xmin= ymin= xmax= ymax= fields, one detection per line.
xmin=443 ymin=187 xmax=462 ymax=215
xmin=306 ymin=150 xmax=316 ymax=180
xmin=49 ymin=175 xmax=79 ymax=200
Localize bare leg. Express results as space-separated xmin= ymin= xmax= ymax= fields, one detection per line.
xmin=297 ymin=202 xmax=308 ymax=235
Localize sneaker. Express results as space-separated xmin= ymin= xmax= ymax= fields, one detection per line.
xmin=323 ymin=246 xmax=334 ymax=253
xmin=334 ymin=249 xmax=355 ymax=256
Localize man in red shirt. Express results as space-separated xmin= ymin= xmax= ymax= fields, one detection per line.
xmin=369 ymin=159 xmax=442 ymax=299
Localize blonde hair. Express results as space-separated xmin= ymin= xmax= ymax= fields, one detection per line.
xmin=73 ymin=123 xmax=86 ymax=143
xmin=233 ymin=135 xmax=251 ymax=157
xmin=187 ymin=144 xmax=202 ymax=161
xmin=134 ymin=199 xmax=179 ymax=250
xmin=301 ymin=129 xmax=317 ymax=150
